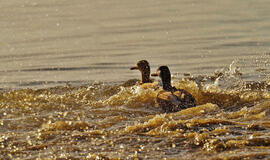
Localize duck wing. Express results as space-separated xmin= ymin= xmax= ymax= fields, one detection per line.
xmin=156 ymin=89 xmax=196 ymax=112
xmin=172 ymin=89 xmax=196 ymax=109
xmin=156 ymin=90 xmax=179 ymax=112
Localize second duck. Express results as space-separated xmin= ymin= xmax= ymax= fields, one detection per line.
xmin=151 ymin=66 xmax=196 ymax=112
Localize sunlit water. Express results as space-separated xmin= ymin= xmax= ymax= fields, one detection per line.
xmin=1 ymin=0 xmax=270 ymax=159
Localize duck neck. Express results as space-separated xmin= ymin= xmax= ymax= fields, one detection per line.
xmin=141 ymin=70 xmax=151 ymax=83
xmin=162 ymin=78 xmax=173 ymax=91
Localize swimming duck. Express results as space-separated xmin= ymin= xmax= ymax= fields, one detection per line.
xmin=151 ymin=66 xmax=196 ymax=112
xmin=130 ymin=60 xmax=158 ymax=89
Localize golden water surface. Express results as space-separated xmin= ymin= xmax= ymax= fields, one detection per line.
xmin=1 ymin=68 xmax=270 ymax=159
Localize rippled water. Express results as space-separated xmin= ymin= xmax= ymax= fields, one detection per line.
xmin=1 ymin=0 xmax=270 ymax=88
xmin=1 ymin=0 xmax=270 ymax=159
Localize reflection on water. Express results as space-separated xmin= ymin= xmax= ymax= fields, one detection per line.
xmin=1 ymin=0 xmax=270 ymax=88
xmin=1 ymin=0 xmax=270 ymax=159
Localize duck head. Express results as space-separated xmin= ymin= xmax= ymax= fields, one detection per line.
xmin=151 ymin=66 xmax=173 ymax=91
xmin=130 ymin=60 xmax=152 ymax=84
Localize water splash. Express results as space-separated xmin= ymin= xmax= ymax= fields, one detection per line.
xmin=1 ymin=69 xmax=270 ymax=159
xmin=207 ymin=61 xmax=244 ymax=90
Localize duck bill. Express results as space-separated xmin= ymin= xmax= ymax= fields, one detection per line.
xmin=151 ymin=72 xmax=159 ymax=77
xmin=130 ymin=66 xmax=139 ymax=70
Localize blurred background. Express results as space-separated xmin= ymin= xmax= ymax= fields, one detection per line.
xmin=1 ymin=0 xmax=270 ymax=88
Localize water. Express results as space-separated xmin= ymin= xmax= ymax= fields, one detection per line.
xmin=1 ymin=0 xmax=270 ymax=159
xmin=1 ymin=0 xmax=270 ymax=88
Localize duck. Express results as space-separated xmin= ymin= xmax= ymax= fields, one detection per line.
xmin=151 ymin=66 xmax=196 ymax=112
xmin=130 ymin=60 xmax=159 ymax=89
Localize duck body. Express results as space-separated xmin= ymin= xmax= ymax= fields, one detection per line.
xmin=152 ymin=66 xmax=196 ymax=112
xmin=140 ymin=81 xmax=159 ymax=89
xmin=156 ymin=87 xmax=196 ymax=112
xmin=130 ymin=60 xmax=159 ymax=89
